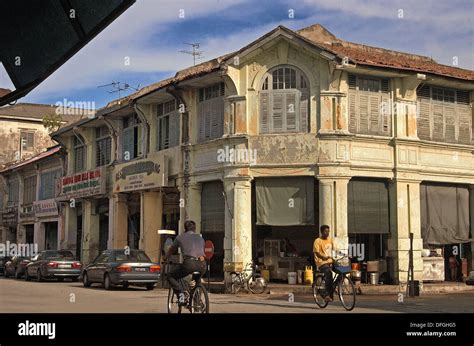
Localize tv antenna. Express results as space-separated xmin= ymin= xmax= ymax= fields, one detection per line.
xmin=179 ymin=42 xmax=204 ymax=66
xmin=98 ymin=81 xmax=140 ymax=98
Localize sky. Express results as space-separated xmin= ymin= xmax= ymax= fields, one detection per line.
xmin=1 ymin=0 xmax=473 ymax=109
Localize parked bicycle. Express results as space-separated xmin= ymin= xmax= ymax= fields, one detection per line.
xmin=225 ymin=260 xmax=267 ymax=294
xmin=164 ymin=262 xmax=209 ymax=314
xmin=312 ymin=255 xmax=356 ymax=311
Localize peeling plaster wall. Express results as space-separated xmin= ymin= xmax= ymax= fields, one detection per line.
xmin=0 ymin=119 xmax=55 ymax=166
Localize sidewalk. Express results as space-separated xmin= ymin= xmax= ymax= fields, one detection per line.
xmin=201 ymin=280 xmax=474 ymax=295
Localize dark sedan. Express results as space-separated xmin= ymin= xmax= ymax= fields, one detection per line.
xmin=25 ymin=250 xmax=82 ymax=282
xmin=82 ymin=249 xmax=160 ymax=290
xmin=4 ymin=256 xmax=31 ymax=279
xmin=0 ymin=256 xmax=12 ymax=275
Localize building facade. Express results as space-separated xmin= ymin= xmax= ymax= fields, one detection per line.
xmin=48 ymin=24 xmax=473 ymax=285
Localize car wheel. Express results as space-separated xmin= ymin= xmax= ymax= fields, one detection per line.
xmin=83 ymin=272 xmax=91 ymax=287
xmin=104 ymin=274 xmax=113 ymax=290
xmin=71 ymin=277 xmax=79 ymax=282
xmin=37 ymin=269 xmax=44 ymax=282
xmin=25 ymin=270 xmax=31 ymax=281
xmin=57 ymin=277 xmax=64 ymax=282
xmin=122 ymin=282 xmax=129 ymax=289
xmin=145 ymin=283 xmax=155 ymax=291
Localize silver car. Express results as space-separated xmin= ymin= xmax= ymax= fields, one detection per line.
xmin=82 ymin=249 xmax=160 ymax=290
xmin=25 ymin=250 xmax=82 ymax=282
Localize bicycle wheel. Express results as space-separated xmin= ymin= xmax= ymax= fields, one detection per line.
xmin=248 ymin=274 xmax=266 ymax=294
xmin=225 ymin=273 xmax=242 ymax=294
xmin=190 ymin=284 xmax=209 ymax=313
xmin=338 ymin=274 xmax=356 ymax=311
xmin=167 ymin=287 xmax=182 ymax=314
xmin=312 ymin=274 xmax=328 ymax=308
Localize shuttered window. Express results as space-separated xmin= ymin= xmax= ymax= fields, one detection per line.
xmin=20 ymin=131 xmax=35 ymax=150
xmin=39 ymin=170 xmax=61 ymax=200
xmin=23 ymin=175 xmax=37 ymax=205
xmin=73 ymin=136 xmax=85 ymax=173
xmin=157 ymin=99 xmax=180 ymax=150
xmin=95 ymin=126 xmax=111 ymax=167
xmin=416 ymin=85 xmax=472 ymax=144
xmin=259 ymin=66 xmax=309 ymax=133
xmin=122 ymin=114 xmax=142 ymax=160
xmin=198 ymin=83 xmax=224 ymax=142
xmin=201 ymin=181 xmax=225 ymax=233
xmin=7 ymin=179 xmax=19 ymax=205
xmin=348 ymin=74 xmax=391 ymax=136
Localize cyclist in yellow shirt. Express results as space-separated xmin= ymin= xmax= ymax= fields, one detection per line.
xmin=313 ymin=225 xmax=336 ymax=302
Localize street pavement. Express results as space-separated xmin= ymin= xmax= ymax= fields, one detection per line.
xmin=1 ymin=276 xmax=473 ymax=313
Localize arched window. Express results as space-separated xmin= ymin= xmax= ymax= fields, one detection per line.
xmin=259 ymin=66 xmax=309 ymax=133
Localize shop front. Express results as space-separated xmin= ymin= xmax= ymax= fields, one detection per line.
xmin=347 ymin=178 xmax=391 ymax=284
xmin=420 ymin=182 xmax=472 ymax=282
xmin=254 ymin=176 xmax=318 ymax=282
xmin=56 ymin=167 xmax=107 ymax=262
xmin=33 ymin=198 xmax=60 ymax=250
xmin=112 ymin=156 xmax=169 ymax=263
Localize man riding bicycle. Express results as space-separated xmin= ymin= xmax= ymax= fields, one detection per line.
xmin=313 ymin=224 xmax=337 ymax=302
xmin=163 ymin=220 xmax=206 ymax=303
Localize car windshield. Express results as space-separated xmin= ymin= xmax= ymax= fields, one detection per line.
xmin=113 ymin=251 xmax=151 ymax=262
xmin=45 ymin=251 xmax=75 ymax=260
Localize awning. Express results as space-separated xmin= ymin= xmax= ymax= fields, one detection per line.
xmin=256 ymin=177 xmax=315 ymax=226
xmin=0 ymin=0 xmax=135 ymax=106
xmin=348 ymin=179 xmax=390 ymax=234
xmin=421 ymin=183 xmax=472 ymax=245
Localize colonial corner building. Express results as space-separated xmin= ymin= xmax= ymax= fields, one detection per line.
xmin=1 ymin=24 xmax=473 ymax=286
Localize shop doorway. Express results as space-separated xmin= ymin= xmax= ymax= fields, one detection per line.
xmin=201 ymin=181 xmax=225 ymax=280
xmin=76 ymin=212 xmax=82 ymax=261
xmin=25 ymin=224 xmax=34 ymax=244
xmin=127 ymin=193 xmax=141 ymax=249
xmin=44 ymin=222 xmax=58 ymax=250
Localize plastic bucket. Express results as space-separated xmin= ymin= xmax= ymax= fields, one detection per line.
xmin=288 ymin=272 xmax=297 ymax=285
xmin=304 ymin=266 xmax=313 ymax=285
xmin=261 ymin=269 xmax=270 ymax=282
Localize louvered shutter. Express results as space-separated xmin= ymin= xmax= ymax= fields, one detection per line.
xmin=26 ymin=132 xmax=34 ymax=148
xmin=122 ymin=127 xmax=134 ymax=159
xmin=359 ymin=94 xmax=369 ymax=134
xmin=381 ymin=94 xmax=391 ymax=135
xmin=272 ymin=92 xmax=284 ymax=132
xmin=432 ymin=104 xmax=444 ymax=141
xmin=457 ymin=105 xmax=471 ymax=144
xmin=210 ymin=98 xmax=224 ymax=139
xmin=260 ymin=92 xmax=269 ymax=133
xmin=417 ymin=99 xmax=431 ymax=140
xmin=169 ymin=111 xmax=180 ymax=147
xmin=369 ymin=94 xmax=380 ymax=134
xmin=348 ymin=92 xmax=357 ymax=133
xmin=300 ymin=90 xmax=309 ymax=132
xmin=285 ymin=91 xmax=298 ymax=132
xmin=444 ymin=105 xmax=456 ymax=143
xmin=198 ymin=102 xmax=207 ymax=141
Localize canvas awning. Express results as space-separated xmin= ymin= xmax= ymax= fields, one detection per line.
xmin=256 ymin=177 xmax=315 ymax=226
xmin=348 ymin=179 xmax=390 ymax=234
xmin=420 ymin=183 xmax=472 ymax=245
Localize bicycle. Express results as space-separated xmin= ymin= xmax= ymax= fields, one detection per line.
xmin=225 ymin=260 xmax=267 ymax=294
xmin=312 ymin=255 xmax=356 ymax=311
xmin=164 ymin=262 xmax=209 ymax=314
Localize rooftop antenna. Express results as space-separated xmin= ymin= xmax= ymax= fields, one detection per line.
xmin=98 ymin=81 xmax=140 ymax=98
xmin=179 ymin=42 xmax=204 ymax=66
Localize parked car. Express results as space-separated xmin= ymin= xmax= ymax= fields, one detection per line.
xmin=0 ymin=256 xmax=12 ymax=276
xmin=82 ymin=249 xmax=160 ymax=290
xmin=25 ymin=250 xmax=82 ymax=282
xmin=4 ymin=256 xmax=31 ymax=279
xmin=467 ymin=271 xmax=474 ymax=285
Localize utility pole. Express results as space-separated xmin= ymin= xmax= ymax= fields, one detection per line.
xmin=179 ymin=43 xmax=204 ymax=66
